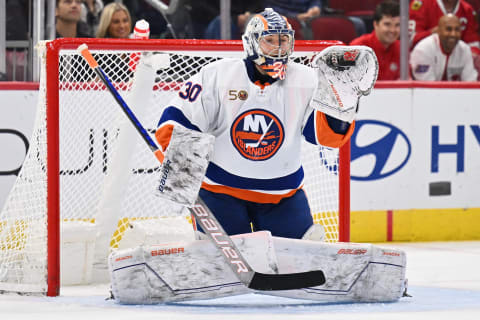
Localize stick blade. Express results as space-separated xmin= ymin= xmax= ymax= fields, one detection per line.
xmin=248 ymin=270 xmax=326 ymax=291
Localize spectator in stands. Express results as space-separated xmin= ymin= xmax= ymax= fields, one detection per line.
xmin=474 ymin=48 xmax=480 ymax=80
xmin=409 ymin=0 xmax=480 ymax=79
xmin=81 ymin=0 xmax=104 ymax=37
xmin=264 ymin=0 xmax=322 ymax=22
xmin=56 ymin=0 xmax=92 ymax=38
xmin=95 ymin=3 xmax=134 ymax=83
xmin=188 ymin=0 xmax=220 ymax=38
xmin=350 ymin=0 xmax=400 ymax=80
xmin=96 ymin=2 xmax=132 ymax=38
xmin=122 ymin=0 xmax=168 ymax=38
xmin=6 ymin=0 xmax=29 ymax=41
xmin=409 ymin=0 xmax=480 ymax=49
xmin=410 ymin=14 xmax=478 ymax=81
xmin=204 ymin=1 xmax=265 ymax=39
xmin=262 ymin=1 xmax=367 ymax=40
xmin=4 ymin=0 xmax=29 ymax=81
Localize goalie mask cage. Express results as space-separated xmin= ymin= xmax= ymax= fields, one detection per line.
xmin=0 ymin=38 xmax=350 ymax=297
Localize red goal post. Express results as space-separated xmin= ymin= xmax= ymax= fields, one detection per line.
xmin=0 ymin=38 xmax=350 ymax=297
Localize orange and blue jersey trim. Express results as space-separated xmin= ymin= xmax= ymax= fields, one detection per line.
xmin=154 ymin=123 xmax=173 ymax=153
xmin=155 ymin=106 xmax=201 ymax=149
xmin=205 ymin=162 xmax=304 ymax=190
xmin=202 ymin=182 xmax=302 ymax=204
xmin=315 ymin=112 xmax=355 ymax=148
xmin=303 ymin=110 xmax=355 ymax=148
xmin=202 ymin=162 xmax=304 ymax=203
xmin=157 ymin=106 xmax=201 ymax=131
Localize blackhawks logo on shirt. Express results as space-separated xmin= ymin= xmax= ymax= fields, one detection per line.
xmin=411 ymin=0 xmax=423 ymax=10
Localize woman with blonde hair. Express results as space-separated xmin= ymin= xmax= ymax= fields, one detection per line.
xmin=94 ymin=3 xmax=133 ymax=82
xmin=96 ymin=2 xmax=132 ymax=38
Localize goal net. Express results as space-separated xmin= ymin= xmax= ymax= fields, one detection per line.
xmin=0 ymin=39 xmax=350 ymax=296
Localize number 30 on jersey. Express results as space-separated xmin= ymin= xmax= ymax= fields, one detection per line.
xmin=179 ymin=81 xmax=202 ymax=102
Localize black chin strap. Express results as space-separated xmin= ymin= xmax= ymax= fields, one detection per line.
xmin=243 ymin=59 xmax=278 ymax=85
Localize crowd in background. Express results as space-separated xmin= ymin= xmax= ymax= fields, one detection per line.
xmin=2 ymin=0 xmax=480 ymax=81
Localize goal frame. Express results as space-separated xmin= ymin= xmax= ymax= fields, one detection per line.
xmin=43 ymin=38 xmax=350 ymax=296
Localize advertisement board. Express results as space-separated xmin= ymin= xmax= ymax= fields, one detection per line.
xmin=1 ymin=82 xmax=479 ymax=241
xmin=0 ymin=87 xmax=38 ymax=206
xmin=352 ymin=86 xmax=480 ymax=210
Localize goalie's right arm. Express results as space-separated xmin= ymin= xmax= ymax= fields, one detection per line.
xmin=155 ymin=105 xmax=204 ymax=153
xmin=154 ymin=63 xmax=217 ymax=153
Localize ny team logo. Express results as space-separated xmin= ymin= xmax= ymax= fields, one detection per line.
xmin=231 ymin=109 xmax=284 ymax=161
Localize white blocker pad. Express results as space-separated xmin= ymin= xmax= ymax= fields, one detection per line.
xmin=155 ymin=125 xmax=215 ymax=207
xmin=109 ymin=231 xmax=406 ymax=304
xmin=309 ymin=45 xmax=379 ymax=123
xmin=109 ymin=231 xmax=278 ymax=304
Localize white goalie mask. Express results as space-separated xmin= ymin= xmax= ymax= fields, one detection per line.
xmin=242 ymin=8 xmax=295 ymax=80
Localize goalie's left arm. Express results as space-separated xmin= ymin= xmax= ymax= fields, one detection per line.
xmin=302 ymin=108 xmax=355 ymax=149
xmin=308 ymin=45 xmax=378 ymax=124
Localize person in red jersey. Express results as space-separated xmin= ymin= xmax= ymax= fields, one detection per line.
xmin=409 ymin=0 xmax=480 ymax=49
xmin=350 ymin=0 xmax=400 ymax=80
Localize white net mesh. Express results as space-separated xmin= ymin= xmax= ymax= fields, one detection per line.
xmin=0 ymin=40 xmax=345 ymax=295
xmin=0 ymin=47 xmax=49 ymax=293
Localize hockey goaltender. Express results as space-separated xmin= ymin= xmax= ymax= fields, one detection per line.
xmin=79 ymin=8 xmax=408 ymax=304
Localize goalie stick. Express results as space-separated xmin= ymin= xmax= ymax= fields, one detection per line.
xmin=77 ymin=44 xmax=326 ymax=291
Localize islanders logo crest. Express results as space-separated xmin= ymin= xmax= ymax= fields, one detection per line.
xmin=231 ymin=109 xmax=284 ymax=161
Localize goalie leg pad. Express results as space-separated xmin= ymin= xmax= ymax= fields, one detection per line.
xmin=259 ymin=238 xmax=407 ymax=303
xmin=109 ymin=231 xmax=278 ymax=304
xmin=156 ymin=125 xmax=215 ymax=207
xmin=109 ymin=246 xmax=176 ymax=304
xmin=110 ymin=233 xmax=406 ymax=303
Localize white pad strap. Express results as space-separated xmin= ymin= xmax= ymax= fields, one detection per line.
xmin=302 ymin=224 xmax=325 ymax=242
xmin=309 ymin=45 xmax=378 ymax=123
xmin=156 ymin=125 xmax=215 ymax=206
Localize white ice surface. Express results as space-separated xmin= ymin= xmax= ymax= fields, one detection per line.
xmin=1 ymin=241 xmax=479 ymax=320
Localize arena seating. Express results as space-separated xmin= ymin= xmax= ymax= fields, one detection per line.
xmin=310 ymin=16 xmax=359 ymax=43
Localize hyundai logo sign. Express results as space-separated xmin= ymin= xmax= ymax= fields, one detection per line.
xmin=351 ymin=120 xmax=411 ymax=181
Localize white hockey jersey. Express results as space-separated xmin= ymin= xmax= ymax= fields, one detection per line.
xmin=156 ymin=59 xmax=353 ymax=203
xmin=410 ymin=33 xmax=478 ymax=81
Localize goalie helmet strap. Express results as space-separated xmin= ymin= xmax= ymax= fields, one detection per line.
xmin=244 ymin=59 xmax=278 ymax=88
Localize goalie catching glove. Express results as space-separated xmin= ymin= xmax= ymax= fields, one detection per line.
xmin=309 ymin=45 xmax=378 ymax=123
